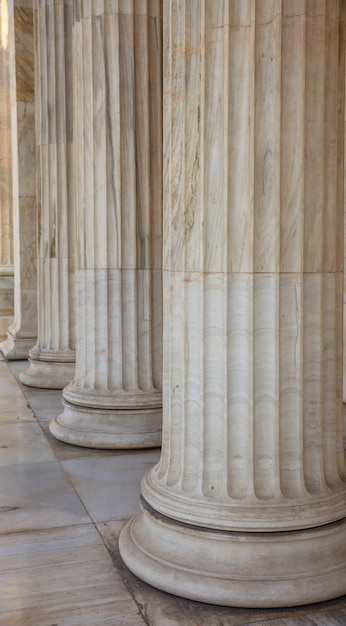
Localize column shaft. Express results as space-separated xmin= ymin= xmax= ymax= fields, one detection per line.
xmin=0 ymin=0 xmax=14 ymax=340
xmin=20 ymin=0 xmax=75 ymax=389
xmin=0 ymin=0 xmax=37 ymax=360
xmin=50 ymin=0 xmax=163 ymax=448
xmin=120 ymin=0 xmax=346 ymax=606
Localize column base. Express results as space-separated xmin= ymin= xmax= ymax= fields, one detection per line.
xmin=119 ymin=498 xmax=346 ymax=608
xmin=0 ymin=275 xmax=14 ymax=341
xmin=49 ymin=400 xmax=162 ymax=449
xmin=0 ymin=316 xmax=13 ymax=342
xmin=19 ymin=356 xmax=75 ymax=389
xmin=0 ymin=329 xmax=36 ymax=360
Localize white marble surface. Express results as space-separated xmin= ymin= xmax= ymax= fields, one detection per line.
xmin=0 ymin=0 xmax=37 ymax=359
xmin=0 ymin=276 xmax=14 ymax=343
xmin=51 ymin=1 xmax=163 ymax=448
xmin=0 ymin=422 xmax=56 ymax=465
xmin=0 ymin=358 xmax=345 ymax=624
xmin=0 ymin=0 xmax=14 ymax=340
xmin=0 ymin=460 xmax=91 ymax=532
xmin=0 ymin=524 xmax=144 ymax=626
xmin=120 ymin=0 xmax=346 ymax=608
xmin=21 ymin=1 xmax=76 ymax=389
xmin=0 ymin=359 xmax=35 ymax=422
xmin=62 ymin=450 xmax=160 ymax=522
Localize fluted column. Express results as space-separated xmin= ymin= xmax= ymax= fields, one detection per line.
xmin=50 ymin=0 xmax=162 ymax=448
xmin=0 ymin=0 xmax=14 ymax=341
xmin=0 ymin=0 xmax=37 ymax=360
xmin=20 ymin=0 xmax=75 ymax=389
xmin=120 ymin=0 xmax=346 ymax=607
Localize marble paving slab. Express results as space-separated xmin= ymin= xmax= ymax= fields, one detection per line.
xmin=62 ymin=451 xmax=160 ymax=522
xmin=0 ymin=422 xmax=56 ymax=466
xmin=0 ymin=524 xmax=144 ymax=626
xmin=7 ymin=361 xmax=64 ymax=421
xmin=97 ymin=520 xmax=346 ymax=626
xmin=21 ymin=388 xmax=64 ymax=422
xmin=0 ymin=461 xmax=91 ymax=533
xmin=0 ymin=361 xmax=35 ymax=423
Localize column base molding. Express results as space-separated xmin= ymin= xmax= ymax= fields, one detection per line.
xmin=0 ymin=329 xmax=36 ymax=360
xmin=19 ymin=355 xmax=75 ymax=389
xmin=119 ymin=498 xmax=346 ymax=608
xmin=49 ymin=400 xmax=162 ymax=449
xmin=0 ymin=274 xmax=14 ymax=341
xmin=0 ymin=317 xmax=13 ymax=342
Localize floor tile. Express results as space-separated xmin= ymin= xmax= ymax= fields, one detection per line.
xmin=0 ymin=361 xmax=35 ymax=423
xmin=6 ymin=359 xmax=28 ymax=378
xmin=0 ymin=461 xmax=91 ymax=532
xmin=0 ymin=422 xmax=56 ymax=466
xmin=0 ymin=524 xmax=145 ymax=626
xmin=18 ymin=387 xmax=63 ymax=422
xmin=62 ymin=451 xmax=160 ymax=522
xmin=7 ymin=360 xmax=64 ymax=422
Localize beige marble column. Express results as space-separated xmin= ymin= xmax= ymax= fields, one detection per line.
xmin=120 ymin=0 xmax=346 ymax=607
xmin=0 ymin=0 xmax=14 ymax=341
xmin=50 ymin=0 xmax=162 ymax=448
xmin=20 ymin=0 xmax=75 ymax=389
xmin=0 ymin=0 xmax=37 ymax=360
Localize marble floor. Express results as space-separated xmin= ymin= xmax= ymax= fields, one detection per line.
xmin=0 ymin=356 xmax=345 ymax=626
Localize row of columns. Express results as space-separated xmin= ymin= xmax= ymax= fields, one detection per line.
xmin=0 ymin=0 xmax=345 ymax=608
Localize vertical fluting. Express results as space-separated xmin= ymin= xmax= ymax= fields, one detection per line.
xmin=142 ymin=0 xmax=346 ymax=530
xmin=226 ymin=0 xmax=255 ymax=501
xmin=119 ymin=0 xmax=346 ymax=606
xmin=0 ymin=0 xmax=13 ymax=271
xmin=0 ymin=0 xmax=37 ymax=360
xmin=50 ymin=0 xmax=162 ymax=448
xmin=19 ymin=0 xmax=75 ymax=389
xmin=0 ymin=0 xmax=14 ymax=341
xmin=71 ymin=0 xmax=162 ymax=399
xmin=278 ymin=1 xmax=305 ymax=499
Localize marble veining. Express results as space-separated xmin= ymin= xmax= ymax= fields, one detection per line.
xmin=0 ymin=359 xmax=345 ymax=623
xmin=143 ymin=0 xmax=346 ymax=533
xmin=0 ymin=1 xmax=14 ymax=340
xmin=0 ymin=0 xmax=13 ymax=271
xmin=20 ymin=0 xmax=76 ymax=389
xmin=0 ymin=0 xmax=37 ymax=360
xmin=119 ymin=0 xmax=346 ymax=607
xmin=50 ymin=0 xmax=163 ymax=448
xmin=13 ymin=6 xmax=34 ymax=102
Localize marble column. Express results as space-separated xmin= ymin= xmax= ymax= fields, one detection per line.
xmin=20 ymin=0 xmax=75 ymax=389
xmin=0 ymin=0 xmax=14 ymax=341
xmin=0 ymin=0 xmax=37 ymax=360
xmin=120 ymin=0 xmax=346 ymax=607
xmin=50 ymin=0 xmax=162 ymax=448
